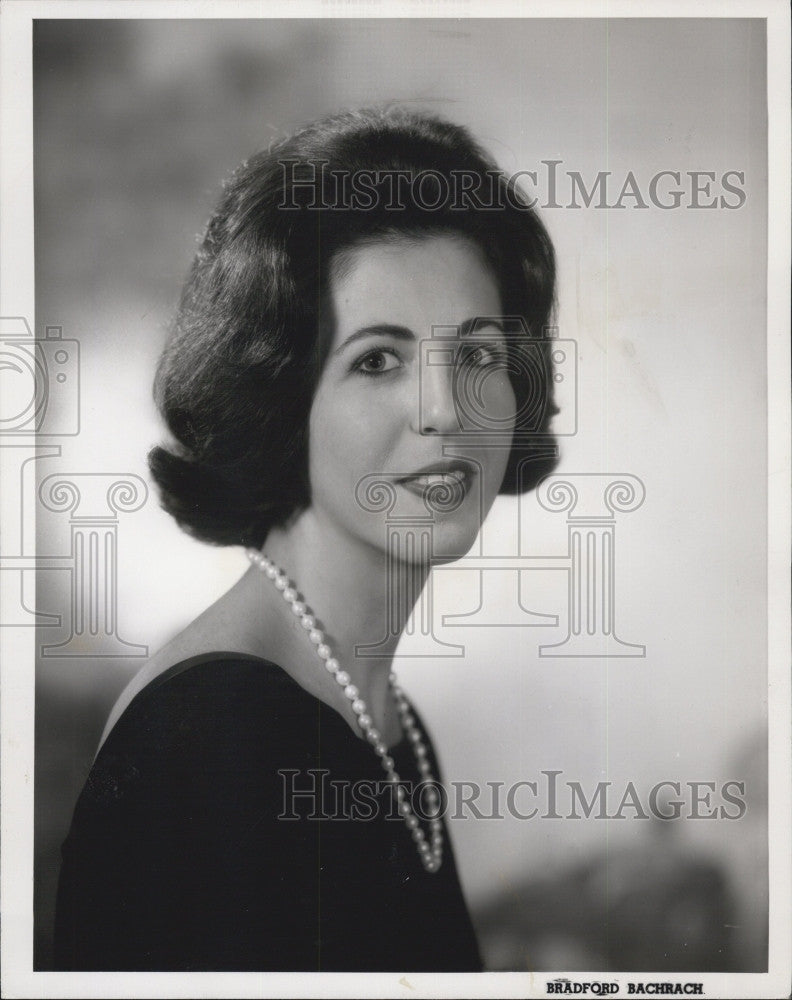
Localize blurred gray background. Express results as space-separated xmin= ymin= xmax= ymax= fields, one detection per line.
xmin=33 ymin=18 xmax=767 ymax=971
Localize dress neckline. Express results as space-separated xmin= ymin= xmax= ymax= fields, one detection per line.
xmin=98 ymin=651 xmax=410 ymax=758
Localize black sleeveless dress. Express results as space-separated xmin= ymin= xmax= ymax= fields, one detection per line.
xmin=53 ymin=655 xmax=482 ymax=971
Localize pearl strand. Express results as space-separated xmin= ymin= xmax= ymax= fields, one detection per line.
xmin=247 ymin=548 xmax=443 ymax=873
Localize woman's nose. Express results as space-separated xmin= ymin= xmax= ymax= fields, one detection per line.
xmin=414 ymin=359 xmax=460 ymax=435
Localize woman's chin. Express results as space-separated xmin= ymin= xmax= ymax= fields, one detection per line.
xmin=414 ymin=518 xmax=481 ymax=565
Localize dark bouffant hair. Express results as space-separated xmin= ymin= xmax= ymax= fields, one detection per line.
xmin=149 ymin=107 xmax=558 ymax=547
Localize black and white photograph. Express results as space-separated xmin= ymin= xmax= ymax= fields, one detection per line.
xmin=0 ymin=2 xmax=789 ymax=998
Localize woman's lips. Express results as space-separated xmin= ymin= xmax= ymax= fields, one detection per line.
xmin=396 ymin=466 xmax=475 ymax=500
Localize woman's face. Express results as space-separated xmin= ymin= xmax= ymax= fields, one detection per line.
xmin=307 ymin=232 xmax=516 ymax=562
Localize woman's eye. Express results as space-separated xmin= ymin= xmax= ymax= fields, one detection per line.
xmin=459 ymin=343 xmax=506 ymax=369
xmin=354 ymin=348 xmax=401 ymax=376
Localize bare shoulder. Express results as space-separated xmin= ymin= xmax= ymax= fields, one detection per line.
xmin=98 ymin=576 xmax=267 ymax=752
xmin=96 ymin=565 xmax=315 ymax=755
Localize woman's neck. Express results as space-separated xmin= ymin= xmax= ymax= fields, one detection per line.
xmin=243 ymin=507 xmax=430 ymax=743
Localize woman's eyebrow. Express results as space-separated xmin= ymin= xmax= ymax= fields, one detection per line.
xmin=335 ymin=317 xmax=506 ymax=354
xmin=334 ymin=324 xmax=415 ymax=354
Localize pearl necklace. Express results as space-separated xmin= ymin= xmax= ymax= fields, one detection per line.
xmin=246 ymin=548 xmax=444 ymax=874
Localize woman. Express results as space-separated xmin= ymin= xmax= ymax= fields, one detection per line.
xmin=53 ymin=107 xmax=557 ymax=971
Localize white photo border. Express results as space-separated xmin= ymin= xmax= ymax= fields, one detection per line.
xmin=1 ymin=1 xmax=789 ymax=998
